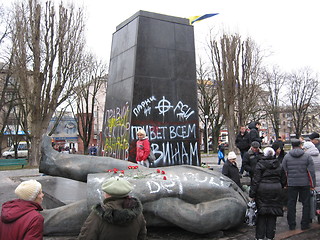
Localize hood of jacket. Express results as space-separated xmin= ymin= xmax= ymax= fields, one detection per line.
xmin=305 ymin=146 xmax=320 ymax=157
xmin=260 ymin=156 xmax=280 ymax=169
xmin=248 ymin=121 xmax=257 ymax=130
xmin=93 ymin=197 xmax=143 ymax=226
xmin=288 ymin=148 xmax=305 ymax=158
xmin=1 ymin=199 xmax=43 ymax=223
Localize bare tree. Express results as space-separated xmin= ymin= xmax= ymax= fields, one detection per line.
xmin=0 ymin=5 xmax=12 ymax=154
xmin=9 ymin=0 xmax=86 ymax=166
xmin=197 ymin=57 xmax=224 ymax=152
xmin=236 ymin=38 xmax=264 ymax=127
xmin=208 ymin=33 xmax=263 ymax=151
xmin=286 ymin=68 xmax=319 ymax=138
xmin=261 ymin=66 xmax=286 ymax=138
xmin=70 ymin=54 xmax=107 ymax=155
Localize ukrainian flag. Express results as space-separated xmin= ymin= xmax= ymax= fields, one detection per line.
xmin=188 ymin=13 xmax=219 ymax=24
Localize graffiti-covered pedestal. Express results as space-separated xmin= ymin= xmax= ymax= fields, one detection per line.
xmin=103 ymin=11 xmax=200 ymax=166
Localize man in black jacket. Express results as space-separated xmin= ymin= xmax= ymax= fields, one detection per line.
xmin=235 ymin=126 xmax=250 ymax=175
xmin=242 ymin=141 xmax=263 ymax=185
xmin=248 ymin=121 xmax=264 ymax=147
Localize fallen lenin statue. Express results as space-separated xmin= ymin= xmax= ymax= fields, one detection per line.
xmin=39 ymin=135 xmax=248 ymax=236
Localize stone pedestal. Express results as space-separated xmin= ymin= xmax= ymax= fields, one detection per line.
xmin=103 ymin=11 xmax=200 ymax=167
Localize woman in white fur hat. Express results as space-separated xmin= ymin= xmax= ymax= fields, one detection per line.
xmin=0 ymin=179 xmax=44 ymax=240
xmin=222 ymin=151 xmax=242 ymax=188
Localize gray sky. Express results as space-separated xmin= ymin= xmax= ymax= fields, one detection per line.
xmin=3 ymin=0 xmax=320 ymax=73
xmin=84 ymin=0 xmax=320 ymax=73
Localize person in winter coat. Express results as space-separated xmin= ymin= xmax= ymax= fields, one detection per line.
xmin=0 ymin=179 xmax=44 ymax=240
xmin=309 ymin=132 xmax=320 ymax=152
xmin=271 ymin=141 xmax=286 ymax=164
xmin=249 ymin=147 xmax=286 ymax=240
xmin=248 ymin=121 xmax=264 ymax=147
xmin=217 ymin=140 xmax=226 ymax=165
xmin=282 ymin=139 xmax=316 ymax=230
xmin=272 ymin=141 xmax=288 ymax=208
xmin=242 ymin=141 xmax=264 ymax=184
xmin=303 ymin=141 xmax=320 ymax=187
xmin=222 ymin=151 xmax=242 ymax=188
xmin=136 ymin=128 xmax=151 ymax=167
xmin=89 ymin=144 xmax=97 ymax=155
xmin=78 ymin=177 xmax=147 ymax=240
xmin=235 ymin=126 xmax=250 ymax=174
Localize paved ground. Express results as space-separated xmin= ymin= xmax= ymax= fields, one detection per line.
xmin=1 ymin=155 xmax=320 ymax=240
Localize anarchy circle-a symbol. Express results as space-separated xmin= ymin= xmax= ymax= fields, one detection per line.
xmin=155 ymin=96 xmax=173 ymax=116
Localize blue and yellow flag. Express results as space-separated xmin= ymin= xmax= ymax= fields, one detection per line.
xmin=188 ymin=13 xmax=219 ymax=24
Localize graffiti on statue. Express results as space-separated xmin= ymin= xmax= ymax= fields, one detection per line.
xmin=103 ymin=96 xmax=199 ymax=166
xmin=103 ymin=102 xmax=130 ymax=159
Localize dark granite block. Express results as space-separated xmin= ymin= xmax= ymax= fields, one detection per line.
xmin=103 ymin=11 xmax=200 ymax=166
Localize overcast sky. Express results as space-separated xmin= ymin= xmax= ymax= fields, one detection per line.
xmin=3 ymin=0 xmax=320 ymax=73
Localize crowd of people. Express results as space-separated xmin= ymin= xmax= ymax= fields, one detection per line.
xmin=130 ymin=123 xmax=319 ymax=240
xmin=1 ymin=122 xmax=319 ymax=240
xmin=221 ymin=121 xmax=319 ymax=240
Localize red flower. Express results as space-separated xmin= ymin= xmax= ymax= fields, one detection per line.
xmin=156 ymin=169 xmax=161 ymax=173
xmin=120 ymin=170 xmax=125 ymax=174
xmin=161 ymin=170 xmax=166 ymax=175
xmin=106 ymin=169 xmax=113 ymax=173
xmin=128 ymin=165 xmax=138 ymax=169
xmin=113 ymin=168 xmax=118 ymax=173
xmin=163 ymin=176 xmax=167 ymax=180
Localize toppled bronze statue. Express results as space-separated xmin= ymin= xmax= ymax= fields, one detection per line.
xmin=40 ymin=135 xmax=247 ymax=235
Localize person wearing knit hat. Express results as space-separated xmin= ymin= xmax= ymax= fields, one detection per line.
xmin=222 ymin=151 xmax=241 ymax=188
xmin=0 ymin=180 xmax=44 ymax=240
xmin=15 ymin=179 xmax=43 ymax=201
xmin=78 ymin=177 xmax=147 ymax=240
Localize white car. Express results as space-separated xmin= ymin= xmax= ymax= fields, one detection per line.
xmin=2 ymin=142 xmax=28 ymax=159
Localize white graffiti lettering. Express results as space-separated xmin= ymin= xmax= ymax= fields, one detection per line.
xmin=147 ymin=181 xmax=161 ymax=194
xmin=131 ymin=124 xmax=196 ymax=140
xmin=104 ymin=102 xmax=129 ymax=122
xmin=132 ymin=96 xmax=195 ymax=121
xmin=151 ymin=141 xmax=199 ymax=166
xmin=143 ymin=106 xmax=152 ymax=116
xmin=174 ymin=101 xmax=195 ymax=120
xmin=146 ymin=172 xmax=225 ymax=194
xmin=133 ymin=96 xmax=156 ymax=117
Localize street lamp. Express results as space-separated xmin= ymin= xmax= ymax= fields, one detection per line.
xmin=205 ymin=115 xmax=209 ymax=155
